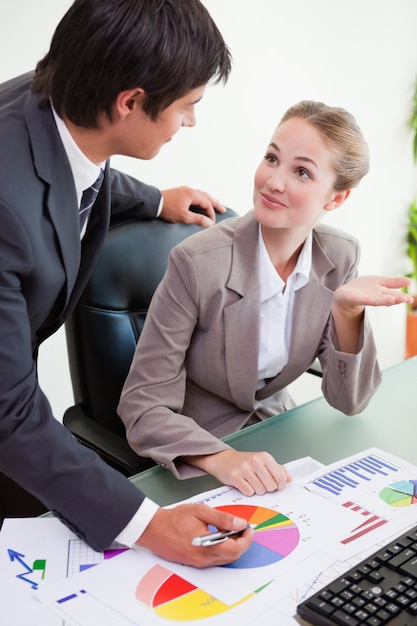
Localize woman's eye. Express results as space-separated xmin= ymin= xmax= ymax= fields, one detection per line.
xmin=264 ymin=153 xmax=277 ymax=164
xmin=297 ymin=167 xmax=311 ymax=179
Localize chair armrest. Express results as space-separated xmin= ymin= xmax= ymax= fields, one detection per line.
xmin=63 ymin=405 xmax=156 ymax=477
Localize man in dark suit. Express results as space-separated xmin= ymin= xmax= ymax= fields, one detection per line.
xmin=0 ymin=0 xmax=253 ymax=568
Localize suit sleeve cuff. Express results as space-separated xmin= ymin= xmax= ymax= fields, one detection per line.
xmin=157 ymin=195 xmax=163 ymax=217
xmin=115 ymin=497 xmax=160 ymax=547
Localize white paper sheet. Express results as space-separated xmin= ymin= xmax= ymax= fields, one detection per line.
xmin=0 ymin=517 xmax=129 ymax=626
xmin=34 ymin=482 xmax=362 ymax=624
xmin=302 ymin=447 xmax=417 ymax=557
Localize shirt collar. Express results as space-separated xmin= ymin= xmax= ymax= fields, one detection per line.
xmin=258 ymin=226 xmax=312 ymax=302
xmin=51 ymin=106 xmax=104 ymax=204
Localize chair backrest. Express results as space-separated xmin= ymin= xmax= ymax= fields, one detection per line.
xmin=65 ymin=209 xmax=237 ymax=437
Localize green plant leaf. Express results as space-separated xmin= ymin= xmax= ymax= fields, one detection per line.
xmin=406 ymin=77 xmax=417 ymax=286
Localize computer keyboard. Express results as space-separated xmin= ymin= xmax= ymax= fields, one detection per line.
xmin=297 ymin=523 xmax=417 ymax=626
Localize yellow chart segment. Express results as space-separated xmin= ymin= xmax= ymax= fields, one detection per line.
xmin=135 ymin=563 xmax=262 ymax=621
xmin=379 ymin=480 xmax=417 ymax=508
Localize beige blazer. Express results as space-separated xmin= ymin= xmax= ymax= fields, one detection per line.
xmin=118 ymin=211 xmax=381 ymax=479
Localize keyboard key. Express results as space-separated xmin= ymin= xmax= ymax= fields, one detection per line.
xmin=332 ymin=609 xmax=360 ymax=625
xmin=389 ymin=549 xmax=416 ymax=569
xmin=305 ymin=597 xmax=335 ymax=617
xmin=399 ymin=556 xmax=417 ymax=578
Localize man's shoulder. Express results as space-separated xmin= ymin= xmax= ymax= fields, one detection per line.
xmin=0 ymin=72 xmax=35 ymax=147
xmin=0 ymin=71 xmax=34 ymax=106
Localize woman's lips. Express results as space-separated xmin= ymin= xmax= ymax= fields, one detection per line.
xmin=261 ymin=193 xmax=287 ymax=209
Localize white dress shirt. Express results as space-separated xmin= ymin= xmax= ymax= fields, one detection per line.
xmin=255 ymin=226 xmax=312 ymax=415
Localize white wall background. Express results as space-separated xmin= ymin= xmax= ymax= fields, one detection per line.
xmin=1 ymin=1 xmax=417 ymax=419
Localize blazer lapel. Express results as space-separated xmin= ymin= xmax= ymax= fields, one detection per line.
xmin=223 ymin=213 xmax=261 ymax=407
xmin=25 ymin=91 xmax=110 ymax=322
xmin=25 ymin=90 xmax=81 ymax=307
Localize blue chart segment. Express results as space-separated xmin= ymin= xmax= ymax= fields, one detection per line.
xmin=305 ymin=454 xmax=401 ymax=497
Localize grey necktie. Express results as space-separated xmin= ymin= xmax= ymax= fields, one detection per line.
xmin=79 ymin=169 xmax=104 ymax=232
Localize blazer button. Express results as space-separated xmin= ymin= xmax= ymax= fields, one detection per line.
xmin=337 ymin=359 xmax=348 ymax=378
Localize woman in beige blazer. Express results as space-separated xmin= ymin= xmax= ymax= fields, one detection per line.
xmin=118 ymin=101 xmax=412 ymax=495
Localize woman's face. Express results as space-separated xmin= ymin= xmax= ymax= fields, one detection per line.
xmin=253 ymin=117 xmax=345 ymax=232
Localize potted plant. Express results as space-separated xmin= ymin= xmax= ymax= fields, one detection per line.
xmin=405 ymin=78 xmax=417 ymax=357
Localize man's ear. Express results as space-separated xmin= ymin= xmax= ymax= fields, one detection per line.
xmin=324 ymin=189 xmax=351 ymax=212
xmin=115 ymin=88 xmax=145 ymax=118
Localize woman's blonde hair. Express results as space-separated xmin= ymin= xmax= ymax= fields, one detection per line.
xmin=280 ymin=100 xmax=369 ymax=191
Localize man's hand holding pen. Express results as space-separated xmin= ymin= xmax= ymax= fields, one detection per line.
xmin=192 ymin=524 xmax=257 ymax=546
xmin=136 ymin=503 xmax=254 ymax=568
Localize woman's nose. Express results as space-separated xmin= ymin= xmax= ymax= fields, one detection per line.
xmin=267 ymin=168 xmax=285 ymax=192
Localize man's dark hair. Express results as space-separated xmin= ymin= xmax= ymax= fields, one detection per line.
xmin=32 ymin=0 xmax=232 ymax=128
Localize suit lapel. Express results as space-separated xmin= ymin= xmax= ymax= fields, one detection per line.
xmin=223 ymin=213 xmax=261 ymax=407
xmin=25 ymin=90 xmax=81 ymax=308
xmin=25 ymin=91 xmax=110 ymax=320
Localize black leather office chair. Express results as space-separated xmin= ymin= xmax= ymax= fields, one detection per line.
xmin=64 ymin=208 xmax=237 ymax=477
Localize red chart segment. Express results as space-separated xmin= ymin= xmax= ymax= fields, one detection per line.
xmin=215 ymin=504 xmax=300 ymax=569
xmin=379 ymin=479 xmax=417 ymax=507
xmin=135 ymin=563 xmax=265 ymax=621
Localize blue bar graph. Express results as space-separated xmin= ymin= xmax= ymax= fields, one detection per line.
xmin=306 ymin=454 xmax=401 ymax=497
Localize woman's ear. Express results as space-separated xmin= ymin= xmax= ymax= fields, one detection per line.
xmin=324 ymin=189 xmax=351 ymax=212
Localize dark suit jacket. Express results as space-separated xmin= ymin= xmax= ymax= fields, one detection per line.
xmin=119 ymin=211 xmax=382 ymax=479
xmin=0 ymin=72 xmax=161 ymax=550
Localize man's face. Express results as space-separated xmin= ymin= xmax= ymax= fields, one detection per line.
xmin=115 ymin=86 xmax=205 ymax=160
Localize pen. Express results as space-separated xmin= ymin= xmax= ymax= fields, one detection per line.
xmin=192 ymin=524 xmax=256 ymax=547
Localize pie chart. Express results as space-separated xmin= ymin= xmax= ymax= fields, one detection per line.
xmin=135 ymin=503 xmax=299 ymax=621
xmin=216 ymin=503 xmax=300 ymax=569
xmin=379 ymin=479 xmax=417 ymax=507
xmin=135 ymin=563 xmax=268 ymax=621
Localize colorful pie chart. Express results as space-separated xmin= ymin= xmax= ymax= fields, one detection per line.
xmin=379 ymin=479 xmax=417 ymax=507
xmin=135 ymin=503 xmax=299 ymax=621
xmin=215 ymin=503 xmax=300 ymax=569
xmin=135 ymin=563 xmax=269 ymax=621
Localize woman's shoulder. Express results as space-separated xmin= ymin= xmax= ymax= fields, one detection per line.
xmin=313 ymin=224 xmax=360 ymax=275
xmin=313 ymin=223 xmax=359 ymax=248
xmin=178 ymin=210 xmax=254 ymax=255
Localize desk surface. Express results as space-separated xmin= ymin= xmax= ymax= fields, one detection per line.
xmin=131 ymin=357 xmax=417 ymax=506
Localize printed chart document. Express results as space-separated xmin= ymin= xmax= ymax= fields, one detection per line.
xmin=2 ymin=450 xmax=417 ymax=626
xmin=0 ymin=517 xmax=130 ymax=626
xmin=34 ymin=449 xmax=417 ymax=626
xmin=0 ymin=456 xmax=321 ymax=626
xmin=302 ymin=446 xmax=417 ymax=557
xmin=35 ymin=486 xmax=356 ymax=626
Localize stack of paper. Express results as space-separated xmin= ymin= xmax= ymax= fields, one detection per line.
xmin=1 ymin=448 xmax=416 ymax=626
